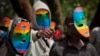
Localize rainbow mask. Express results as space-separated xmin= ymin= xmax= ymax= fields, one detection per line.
xmin=0 ymin=17 xmax=11 ymax=46
xmin=50 ymin=21 xmax=56 ymax=30
xmin=36 ymin=9 xmax=50 ymax=29
xmin=0 ymin=17 xmax=11 ymax=27
xmin=11 ymin=20 xmax=30 ymax=54
xmin=73 ymin=6 xmax=90 ymax=38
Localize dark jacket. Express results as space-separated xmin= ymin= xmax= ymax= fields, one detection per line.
xmin=49 ymin=37 xmax=99 ymax=56
xmin=90 ymin=27 xmax=100 ymax=55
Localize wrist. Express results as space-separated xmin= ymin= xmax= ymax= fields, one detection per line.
xmin=36 ymin=32 xmax=41 ymax=39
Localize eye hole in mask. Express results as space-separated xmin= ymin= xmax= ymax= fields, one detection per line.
xmin=78 ymin=24 xmax=83 ymax=27
xmin=75 ymin=19 xmax=85 ymax=27
xmin=15 ymin=32 xmax=29 ymax=35
xmin=16 ymin=33 xmax=22 ymax=35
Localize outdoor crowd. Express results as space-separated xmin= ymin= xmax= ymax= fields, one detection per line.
xmin=0 ymin=0 xmax=100 ymax=56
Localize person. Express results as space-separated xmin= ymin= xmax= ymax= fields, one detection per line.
xmin=54 ymin=25 xmax=63 ymax=42
xmin=10 ymin=0 xmax=39 ymax=30
xmin=5 ymin=15 xmax=54 ymax=56
xmin=0 ymin=17 xmax=12 ymax=56
xmin=0 ymin=17 xmax=12 ymax=46
xmin=90 ymin=27 xmax=100 ymax=55
xmin=33 ymin=1 xmax=55 ymax=56
xmin=49 ymin=6 xmax=99 ymax=56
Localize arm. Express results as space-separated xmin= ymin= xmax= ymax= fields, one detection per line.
xmin=18 ymin=0 xmax=34 ymax=20
xmin=10 ymin=0 xmax=39 ymax=29
xmin=32 ymin=28 xmax=54 ymax=42
xmin=31 ymin=29 xmax=39 ymax=42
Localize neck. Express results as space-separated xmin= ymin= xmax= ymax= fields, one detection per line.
xmin=68 ymin=39 xmax=84 ymax=50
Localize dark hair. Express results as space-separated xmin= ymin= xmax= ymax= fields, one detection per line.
xmin=64 ymin=13 xmax=81 ymax=36
xmin=64 ymin=13 xmax=73 ymax=27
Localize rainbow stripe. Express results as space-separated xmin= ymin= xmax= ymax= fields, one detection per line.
xmin=0 ymin=17 xmax=11 ymax=27
xmin=12 ymin=33 xmax=30 ymax=54
xmin=50 ymin=21 xmax=56 ymax=29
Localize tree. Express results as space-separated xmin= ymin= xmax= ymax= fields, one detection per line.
xmin=0 ymin=0 xmax=14 ymax=18
xmin=90 ymin=2 xmax=100 ymax=30
xmin=44 ymin=0 xmax=64 ymax=33
xmin=46 ymin=0 xmax=63 ymax=25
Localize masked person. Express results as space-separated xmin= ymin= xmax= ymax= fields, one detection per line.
xmin=49 ymin=6 xmax=98 ymax=56
xmin=0 ymin=17 xmax=12 ymax=46
xmin=7 ymin=0 xmax=54 ymax=56
xmin=10 ymin=0 xmax=39 ymax=30
xmin=33 ymin=1 xmax=55 ymax=56
xmin=0 ymin=17 xmax=12 ymax=56
xmin=5 ymin=16 xmax=41 ymax=56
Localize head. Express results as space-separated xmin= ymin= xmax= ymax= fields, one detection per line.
xmin=33 ymin=1 xmax=51 ymax=29
xmin=0 ymin=17 xmax=11 ymax=46
xmin=65 ymin=14 xmax=81 ymax=42
xmin=50 ymin=21 xmax=56 ymax=30
xmin=65 ymin=6 xmax=90 ymax=42
xmin=73 ymin=6 xmax=90 ymax=38
xmin=11 ymin=18 xmax=31 ymax=54
xmin=0 ymin=17 xmax=11 ymax=28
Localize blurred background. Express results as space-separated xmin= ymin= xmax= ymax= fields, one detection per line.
xmin=0 ymin=0 xmax=99 ymax=31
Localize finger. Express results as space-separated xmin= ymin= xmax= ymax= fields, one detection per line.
xmin=45 ymin=29 xmax=54 ymax=35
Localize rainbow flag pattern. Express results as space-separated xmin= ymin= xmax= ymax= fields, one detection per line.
xmin=11 ymin=20 xmax=30 ymax=54
xmin=0 ymin=17 xmax=11 ymax=27
xmin=73 ymin=6 xmax=90 ymax=38
xmin=50 ymin=21 xmax=56 ymax=30
xmin=0 ymin=17 xmax=11 ymax=46
xmin=36 ymin=9 xmax=50 ymax=29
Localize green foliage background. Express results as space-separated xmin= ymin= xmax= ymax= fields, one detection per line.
xmin=60 ymin=0 xmax=99 ymax=20
xmin=0 ymin=0 xmax=99 ymax=20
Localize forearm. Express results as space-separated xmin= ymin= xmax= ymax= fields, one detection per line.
xmin=14 ymin=0 xmax=39 ymax=29
xmin=32 ymin=29 xmax=41 ymax=42
xmin=17 ymin=0 xmax=33 ymax=21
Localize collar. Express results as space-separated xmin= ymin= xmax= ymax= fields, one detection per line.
xmin=68 ymin=39 xmax=84 ymax=50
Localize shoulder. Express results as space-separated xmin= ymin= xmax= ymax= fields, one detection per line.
xmin=86 ymin=43 xmax=97 ymax=51
xmin=49 ymin=41 xmax=66 ymax=56
xmin=86 ymin=43 xmax=99 ymax=56
xmin=51 ymin=37 xmax=67 ymax=51
xmin=92 ymin=27 xmax=100 ymax=32
xmin=87 ymin=43 xmax=95 ymax=48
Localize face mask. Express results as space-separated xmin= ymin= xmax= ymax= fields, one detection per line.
xmin=11 ymin=20 xmax=30 ymax=54
xmin=0 ymin=17 xmax=11 ymax=27
xmin=73 ymin=6 xmax=90 ymax=38
xmin=50 ymin=21 xmax=56 ymax=30
xmin=36 ymin=9 xmax=50 ymax=29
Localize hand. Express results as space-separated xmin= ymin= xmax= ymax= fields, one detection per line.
xmin=37 ymin=28 xmax=54 ymax=38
